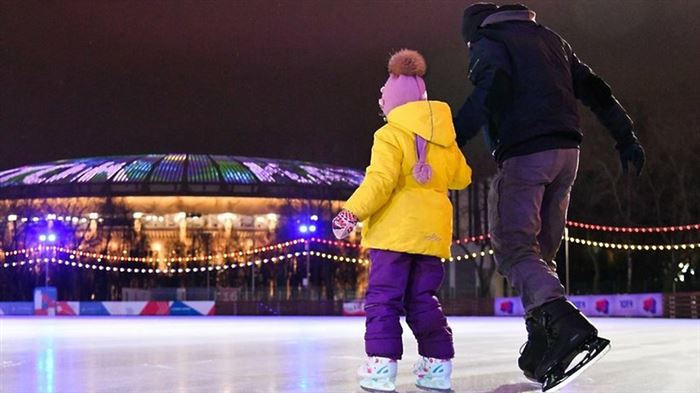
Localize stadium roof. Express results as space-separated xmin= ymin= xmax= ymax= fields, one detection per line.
xmin=0 ymin=154 xmax=364 ymax=200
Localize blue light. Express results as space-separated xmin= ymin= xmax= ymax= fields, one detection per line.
xmin=47 ymin=234 xmax=57 ymax=243
xmin=299 ymin=225 xmax=308 ymax=234
xmin=310 ymin=215 xmax=318 ymax=222
xmin=309 ymin=225 xmax=317 ymax=233
xmin=39 ymin=234 xmax=47 ymax=242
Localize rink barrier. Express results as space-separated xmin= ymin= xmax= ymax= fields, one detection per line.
xmin=342 ymin=300 xmax=365 ymax=316
xmin=494 ymin=293 xmax=666 ymax=317
xmin=342 ymin=298 xmax=494 ymax=316
xmin=216 ymin=300 xmax=343 ymax=315
xmin=3 ymin=295 xmax=698 ymax=317
xmin=0 ymin=301 xmax=215 ymax=316
xmin=666 ymin=292 xmax=700 ymax=318
xmin=34 ymin=287 xmax=58 ymax=316
xmin=0 ymin=302 xmax=34 ymax=315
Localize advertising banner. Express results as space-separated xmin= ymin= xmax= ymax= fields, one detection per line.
xmin=57 ymin=301 xmax=79 ymax=315
xmin=636 ymin=293 xmax=664 ymax=317
xmin=102 ymin=301 xmax=148 ymax=315
xmin=170 ymin=301 xmax=216 ymax=316
xmin=79 ymin=302 xmax=111 ymax=316
xmin=33 ymin=287 xmax=57 ymax=316
xmin=586 ymin=295 xmax=613 ymax=317
xmin=0 ymin=302 xmax=34 ymax=315
xmin=342 ymin=300 xmax=366 ymax=316
xmin=140 ymin=301 xmax=170 ymax=315
xmin=493 ymin=296 xmax=525 ymax=316
xmin=494 ymin=293 xmax=665 ymax=317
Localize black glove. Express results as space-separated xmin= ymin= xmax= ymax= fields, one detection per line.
xmin=618 ymin=142 xmax=645 ymax=175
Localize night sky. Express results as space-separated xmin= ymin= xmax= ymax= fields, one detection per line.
xmin=2 ymin=0 xmax=699 ymax=178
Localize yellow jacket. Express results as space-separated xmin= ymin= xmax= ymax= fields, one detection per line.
xmin=344 ymin=101 xmax=471 ymax=258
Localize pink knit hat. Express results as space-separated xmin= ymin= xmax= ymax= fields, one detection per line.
xmin=380 ymin=49 xmax=432 ymax=184
xmin=379 ymin=49 xmax=427 ymax=117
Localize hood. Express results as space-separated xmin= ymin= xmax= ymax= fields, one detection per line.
xmin=462 ymin=3 xmax=499 ymax=43
xmin=386 ymin=101 xmax=456 ymax=147
xmin=481 ymin=6 xmax=536 ymax=27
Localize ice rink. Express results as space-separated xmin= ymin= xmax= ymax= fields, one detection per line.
xmin=1 ymin=316 xmax=698 ymax=393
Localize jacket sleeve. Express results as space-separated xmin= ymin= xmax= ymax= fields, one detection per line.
xmin=454 ymin=38 xmax=512 ymax=147
xmin=569 ymin=45 xmax=639 ymax=148
xmin=448 ymin=144 xmax=472 ymax=190
xmin=343 ymin=128 xmax=402 ymax=221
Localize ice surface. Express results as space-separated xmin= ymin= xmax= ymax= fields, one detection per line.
xmin=0 ymin=316 xmax=698 ymax=393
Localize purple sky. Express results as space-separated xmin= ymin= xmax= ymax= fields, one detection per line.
xmin=2 ymin=1 xmax=699 ymax=178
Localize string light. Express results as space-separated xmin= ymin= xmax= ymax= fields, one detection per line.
xmin=3 ymin=213 xmax=697 ymax=259
xmin=309 ymin=237 xmax=361 ymax=248
xmin=1 ymin=239 xmax=310 ymax=263
xmin=455 ymin=234 xmax=490 ymax=244
xmin=0 ymin=252 xmax=306 ymax=274
xmin=1 ymin=246 xmax=496 ymax=274
xmin=309 ymin=235 xmax=489 ymax=248
xmin=565 ymin=236 xmax=700 ymax=251
xmin=441 ymin=249 xmax=494 ymax=263
xmin=308 ymin=250 xmax=369 ymax=265
xmin=2 ymin=247 xmax=37 ymax=257
xmin=567 ymin=221 xmax=700 ymax=233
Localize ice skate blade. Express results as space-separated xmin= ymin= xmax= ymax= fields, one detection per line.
xmin=415 ymin=376 xmax=453 ymax=393
xmin=359 ymin=378 xmax=397 ymax=393
xmin=415 ymin=384 xmax=454 ymax=393
xmin=360 ymin=386 xmax=397 ymax=393
xmin=541 ymin=338 xmax=611 ymax=393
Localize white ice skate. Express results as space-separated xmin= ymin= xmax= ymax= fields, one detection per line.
xmin=413 ymin=356 xmax=452 ymax=392
xmin=357 ymin=356 xmax=397 ymax=392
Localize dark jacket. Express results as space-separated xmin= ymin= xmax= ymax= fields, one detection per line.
xmin=455 ymin=9 xmax=639 ymax=162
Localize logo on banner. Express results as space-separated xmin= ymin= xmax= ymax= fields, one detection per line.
xmin=643 ymin=297 xmax=657 ymax=314
xmin=619 ymin=299 xmax=635 ymax=309
xmin=500 ymin=300 xmax=514 ymax=314
xmin=595 ymin=299 xmax=610 ymax=314
xmin=571 ymin=300 xmax=587 ymax=309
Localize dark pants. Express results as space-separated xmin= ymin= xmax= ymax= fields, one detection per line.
xmin=489 ymin=149 xmax=579 ymax=312
xmin=364 ymin=249 xmax=454 ymax=360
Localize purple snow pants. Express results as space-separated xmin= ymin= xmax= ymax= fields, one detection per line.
xmin=364 ymin=249 xmax=454 ymax=360
xmin=489 ymin=148 xmax=578 ymax=312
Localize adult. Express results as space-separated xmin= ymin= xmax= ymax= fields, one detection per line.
xmin=455 ymin=3 xmax=645 ymax=391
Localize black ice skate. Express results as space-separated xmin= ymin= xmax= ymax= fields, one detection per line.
xmin=518 ymin=316 xmax=547 ymax=383
xmin=531 ymin=298 xmax=611 ymax=392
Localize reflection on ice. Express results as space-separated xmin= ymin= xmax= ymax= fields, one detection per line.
xmin=0 ymin=316 xmax=698 ymax=393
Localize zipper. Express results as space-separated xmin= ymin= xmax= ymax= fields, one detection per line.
xmin=468 ymin=58 xmax=481 ymax=79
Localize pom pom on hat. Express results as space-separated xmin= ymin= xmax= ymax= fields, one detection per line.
xmin=380 ymin=49 xmax=428 ymax=116
xmin=387 ymin=49 xmax=427 ymax=77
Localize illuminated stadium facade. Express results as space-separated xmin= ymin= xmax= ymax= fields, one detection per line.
xmin=0 ymin=154 xmax=364 ymax=199
xmin=0 ymin=154 xmax=494 ymax=306
xmin=0 ymin=154 xmax=368 ymax=302
xmin=0 ymin=153 xmax=365 ymax=249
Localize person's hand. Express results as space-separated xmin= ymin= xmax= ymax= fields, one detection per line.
xmin=332 ymin=210 xmax=358 ymax=240
xmin=618 ymin=142 xmax=645 ymax=175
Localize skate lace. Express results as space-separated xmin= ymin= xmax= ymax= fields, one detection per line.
xmin=413 ymin=359 xmax=427 ymax=374
xmin=539 ymin=315 xmax=560 ymax=364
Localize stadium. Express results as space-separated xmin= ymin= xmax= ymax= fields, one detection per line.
xmin=0 ymin=154 xmax=495 ymax=311
xmin=0 ymin=154 xmax=366 ymax=303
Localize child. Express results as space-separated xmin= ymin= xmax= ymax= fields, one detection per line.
xmin=332 ymin=49 xmax=471 ymax=392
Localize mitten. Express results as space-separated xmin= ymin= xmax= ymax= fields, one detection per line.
xmin=332 ymin=210 xmax=358 ymax=240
